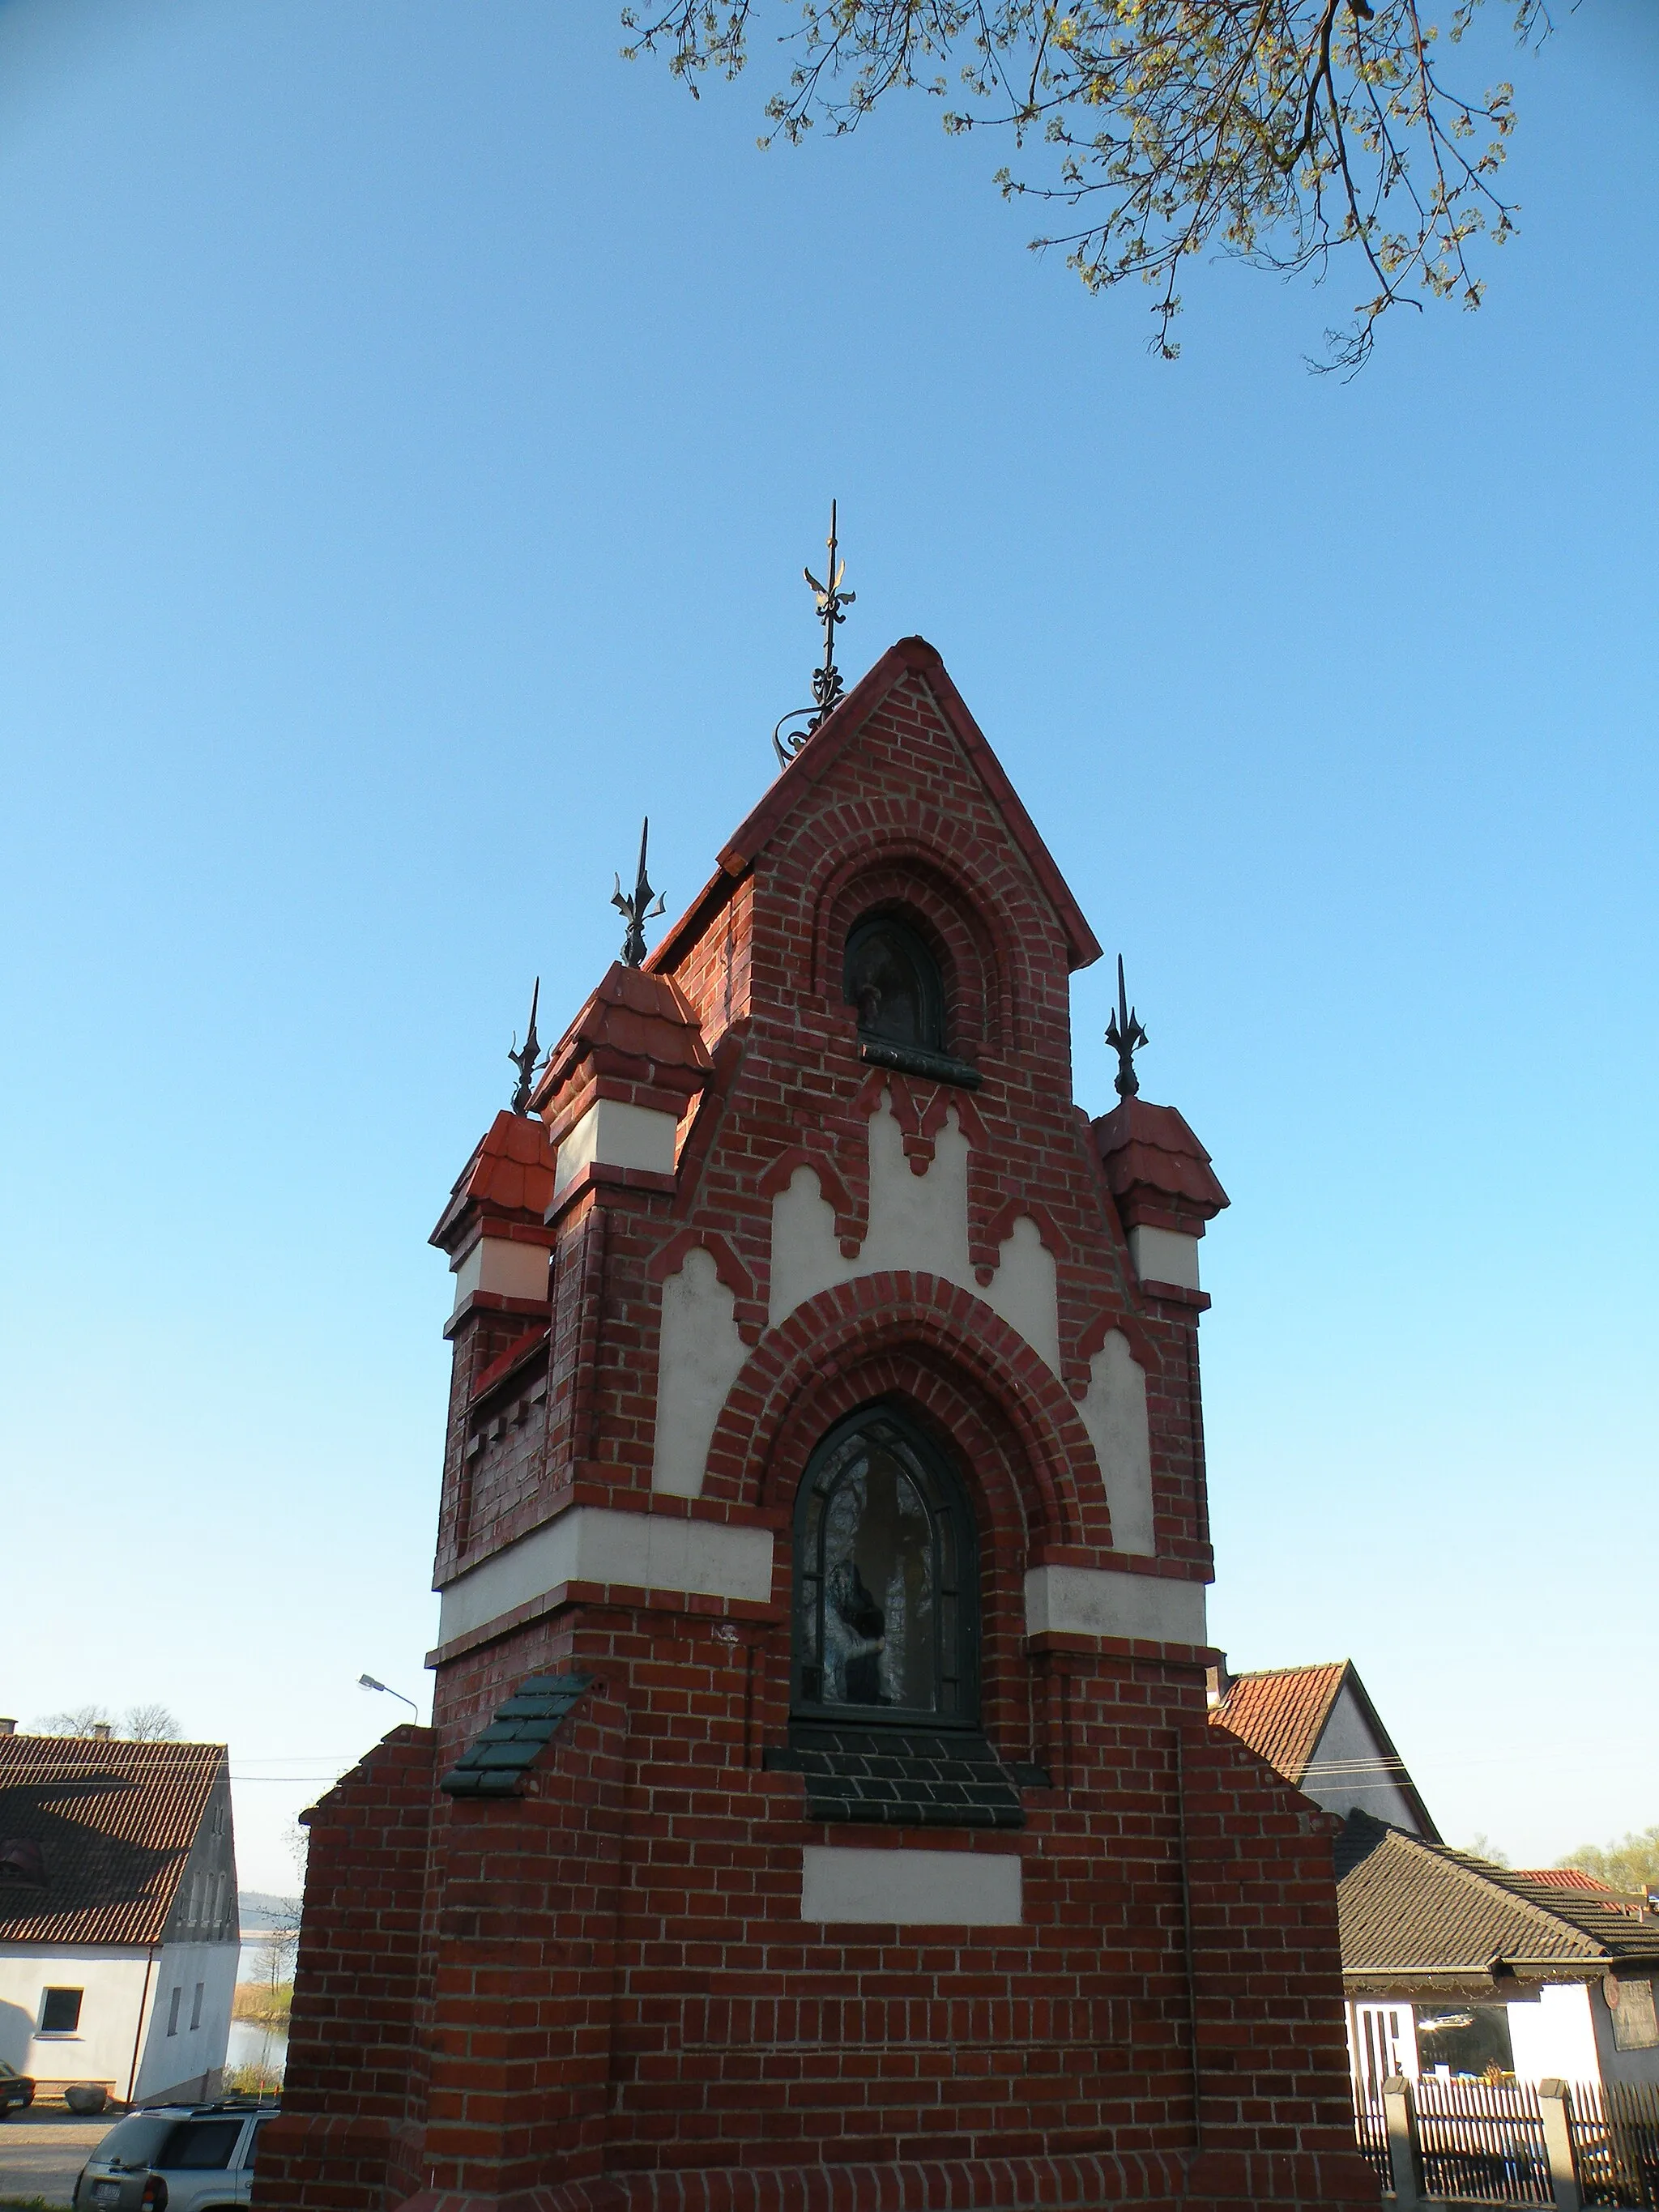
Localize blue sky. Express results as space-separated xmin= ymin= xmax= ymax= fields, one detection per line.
xmin=2 ymin=1 xmax=1654 ymax=1890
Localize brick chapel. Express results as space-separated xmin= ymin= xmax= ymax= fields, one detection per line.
xmin=257 ymin=633 xmax=1379 ymax=2212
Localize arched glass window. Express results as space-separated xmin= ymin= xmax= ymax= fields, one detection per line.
xmin=792 ymin=1404 xmax=978 ymax=1726
xmin=844 ymin=916 xmax=945 ymax=1054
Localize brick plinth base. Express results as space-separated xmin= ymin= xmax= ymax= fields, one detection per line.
xmin=382 ymin=2145 xmax=1379 ymax=2212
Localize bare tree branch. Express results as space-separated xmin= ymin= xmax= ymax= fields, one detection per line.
xmin=621 ymin=0 xmax=1550 ymax=369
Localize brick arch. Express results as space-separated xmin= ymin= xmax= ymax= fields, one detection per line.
xmin=821 ymin=850 xmax=1000 ymax=1055
xmin=797 ymin=807 xmax=1062 ymax=1055
xmin=701 ymin=1273 xmax=1112 ymax=1554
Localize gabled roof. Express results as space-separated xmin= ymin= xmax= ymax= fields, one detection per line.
xmin=1336 ymin=1812 xmax=1659 ymax=1979
xmin=0 ymin=1735 xmax=227 ymax=1948
xmin=1209 ymin=1658 xmax=1440 ymax=1842
xmin=1210 ymin=1662 xmax=1348 ymax=1784
xmin=652 ymin=636 xmax=1102 ymax=974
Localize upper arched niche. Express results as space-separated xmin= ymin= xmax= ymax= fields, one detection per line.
xmin=809 ymin=835 xmax=1016 ymax=1059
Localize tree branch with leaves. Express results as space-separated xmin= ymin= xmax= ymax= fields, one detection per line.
xmin=621 ymin=0 xmax=1551 ymax=369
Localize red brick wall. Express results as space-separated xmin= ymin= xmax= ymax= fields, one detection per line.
xmin=262 ymin=646 xmax=1378 ymax=2211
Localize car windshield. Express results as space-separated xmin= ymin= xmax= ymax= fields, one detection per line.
xmin=0 ymin=2062 xmax=17 ymax=2079
xmin=96 ymin=2115 xmax=178 ymax=2168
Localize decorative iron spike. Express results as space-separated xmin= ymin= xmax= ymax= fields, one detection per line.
xmin=612 ymin=815 xmax=667 ymax=969
xmin=508 ymin=977 xmax=542 ymax=1115
xmin=1105 ymin=953 xmax=1149 ymax=1102
xmin=774 ymin=500 xmax=855 ymax=768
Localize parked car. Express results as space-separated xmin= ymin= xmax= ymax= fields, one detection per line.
xmin=0 ymin=2059 xmax=36 ymax=2116
xmin=72 ymin=2099 xmax=278 ymax=2210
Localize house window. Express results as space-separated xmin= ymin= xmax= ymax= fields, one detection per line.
xmin=167 ymin=1986 xmax=182 ymax=2036
xmin=190 ymin=1983 xmax=204 ymax=2031
xmin=792 ymin=1403 xmax=977 ymax=1725
xmin=38 ymin=1987 xmax=83 ymax=2035
xmin=844 ymin=917 xmax=945 ymax=1055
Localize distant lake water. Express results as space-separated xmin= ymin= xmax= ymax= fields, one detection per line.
xmin=226 ymin=2018 xmax=288 ymax=2078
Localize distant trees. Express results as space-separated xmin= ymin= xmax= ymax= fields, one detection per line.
xmin=1561 ymin=1827 xmax=1659 ymax=1894
xmin=623 ymin=0 xmax=1552 ymax=369
xmin=37 ymin=1703 xmax=181 ymax=1740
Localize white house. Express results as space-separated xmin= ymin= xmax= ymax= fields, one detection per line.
xmin=0 ymin=1724 xmax=240 ymax=2104
xmin=1206 ymin=1657 xmax=1659 ymax=2098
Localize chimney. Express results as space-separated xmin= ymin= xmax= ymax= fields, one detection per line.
xmin=1205 ymin=1655 xmax=1230 ymax=1708
xmin=91 ymin=1722 xmax=113 ymax=1741
xmin=0 ymin=1719 xmax=15 ymax=1737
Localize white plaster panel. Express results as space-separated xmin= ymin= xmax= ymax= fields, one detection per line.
xmin=652 ymin=1248 xmax=749 ymax=1497
xmin=765 ymin=1094 xmax=1062 ymax=1378
xmin=451 ymin=1235 xmax=550 ymax=1311
xmin=436 ymin=1507 xmax=774 ymax=1643
xmin=982 ymin=1215 xmax=1061 ymax=1373
xmin=1023 ymin=1564 xmax=1206 ymax=1646
xmin=800 ymin=1846 xmax=1022 ymax=1926
xmin=554 ymin=1098 xmax=679 ymax=1196
xmin=1127 ymin=1225 xmax=1201 ymax=1291
xmin=1076 ymin=1330 xmax=1156 ymax=1555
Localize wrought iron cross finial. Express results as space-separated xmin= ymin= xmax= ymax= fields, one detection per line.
xmin=1105 ymin=954 xmax=1149 ymax=1101
xmin=508 ymin=977 xmax=542 ymax=1116
xmin=612 ymin=816 xmax=666 ymax=969
xmin=774 ymin=501 xmax=855 ymax=768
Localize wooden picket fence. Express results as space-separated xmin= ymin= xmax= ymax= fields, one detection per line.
xmin=1351 ymin=2074 xmax=1659 ymax=2206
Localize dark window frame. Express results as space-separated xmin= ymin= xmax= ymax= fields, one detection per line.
xmin=843 ymin=914 xmax=947 ymax=1054
xmin=791 ymin=1401 xmax=980 ymax=1731
xmin=38 ymin=1986 xmax=83 ymax=2035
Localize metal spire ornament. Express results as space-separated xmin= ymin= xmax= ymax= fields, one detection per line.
xmin=612 ymin=816 xmax=666 ymax=969
xmin=1105 ymin=954 xmax=1149 ymax=1101
xmin=773 ymin=501 xmax=855 ymax=768
xmin=508 ymin=978 xmax=543 ymax=1115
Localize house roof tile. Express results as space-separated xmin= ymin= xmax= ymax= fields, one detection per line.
xmin=1209 ymin=1662 xmax=1349 ymax=1785
xmin=0 ymin=1736 xmax=226 ymax=1949
xmin=1336 ymin=1813 xmax=1659 ymax=1978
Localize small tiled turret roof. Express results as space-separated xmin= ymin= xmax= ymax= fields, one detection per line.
xmin=532 ymin=962 xmax=710 ymax=1117
xmin=430 ymin=1108 xmax=557 ymax=1255
xmin=1094 ymin=1097 xmax=1230 ymax=1234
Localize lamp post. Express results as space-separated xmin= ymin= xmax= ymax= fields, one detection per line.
xmin=358 ymin=1673 xmax=419 ymax=1717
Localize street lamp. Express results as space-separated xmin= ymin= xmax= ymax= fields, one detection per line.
xmin=358 ymin=1673 xmax=419 ymax=1717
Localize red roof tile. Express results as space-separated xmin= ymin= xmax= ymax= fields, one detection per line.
xmin=533 ymin=962 xmax=711 ymax=1110
xmin=1094 ymin=1097 xmax=1230 ymax=1228
xmin=1511 ymin=1868 xmax=1622 ymax=1893
xmin=0 ymin=1736 xmax=228 ymax=1948
xmin=1209 ymin=1662 xmax=1349 ymax=1786
xmin=430 ymin=1110 xmax=557 ymax=1252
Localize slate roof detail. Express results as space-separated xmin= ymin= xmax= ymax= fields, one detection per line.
xmin=766 ymin=1725 xmax=1026 ymax=1831
xmin=0 ymin=1735 xmax=228 ymax=1948
xmin=1335 ymin=1812 xmax=1659 ymax=1982
xmin=439 ymin=1672 xmax=594 ymax=1798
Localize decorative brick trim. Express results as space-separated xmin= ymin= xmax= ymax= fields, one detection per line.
xmin=1074 ymin=1306 xmax=1162 ymax=1378
xmin=703 ymin=1276 xmax=1098 ymax=1550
